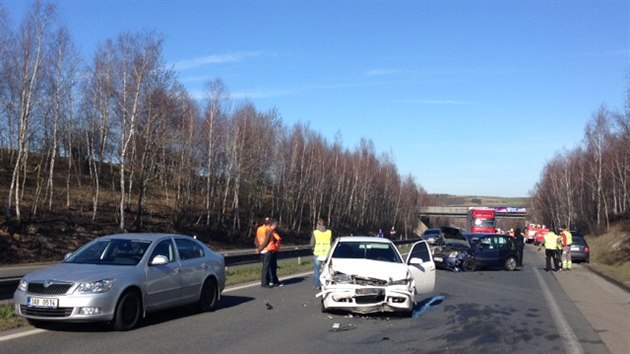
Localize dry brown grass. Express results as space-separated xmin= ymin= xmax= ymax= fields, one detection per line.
xmin=587 ymin=220 xmax=630 ymax=289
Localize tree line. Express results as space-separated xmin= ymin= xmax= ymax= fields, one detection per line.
xmin=530 ymin=93 xmax=630 ymax=233
xmin=0 ymin=1 xmax=427 ymax=240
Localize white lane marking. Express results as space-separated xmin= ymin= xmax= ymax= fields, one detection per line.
xmin=0 ymin=328 xmax=46 ymax=342
xmin=534 ymin=268 xmax=584 ymax=354
xmin=0 ymin=271 xmax=315 ymax=342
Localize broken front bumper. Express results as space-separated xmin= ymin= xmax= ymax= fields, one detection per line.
xmin=316 ymin=285 xmax=414 ymax=314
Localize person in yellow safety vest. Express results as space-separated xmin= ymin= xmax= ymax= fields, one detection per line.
xmin=540 ymin=229 xmax=560 ymax=272
xmin=310 ymin=218 xmax=332 ymax=290
xmin=255 ymin=217 xmax=274 ymax=288
xmin=560 ymin=225 xmax=573 ymax=270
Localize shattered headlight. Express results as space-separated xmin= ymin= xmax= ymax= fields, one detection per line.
xmin=388 ymin=277 xmax=411 ymax=286
xmin=332 ymin=273 xmax=353 ymax=283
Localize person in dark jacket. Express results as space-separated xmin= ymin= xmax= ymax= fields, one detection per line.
xmin=514 ymin=227 xmax=525 ymax=267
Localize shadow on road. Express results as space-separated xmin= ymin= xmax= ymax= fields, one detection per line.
xmin=28 ymin=295 xmax=256 ymax=332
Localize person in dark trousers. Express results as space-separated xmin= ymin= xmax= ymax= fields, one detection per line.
xmin=267 ymin=220 xmax=282 ymax=287
xmin=255 ymin=217 xmax=274 ymax=287
xmin=540 ymin=229 xmax=560 ymax=272
xmin=514 ymin=227 xmax=525 ymax=267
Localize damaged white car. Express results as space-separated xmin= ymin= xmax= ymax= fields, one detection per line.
xmin=316 ymin=236 xmax=435 ymax=316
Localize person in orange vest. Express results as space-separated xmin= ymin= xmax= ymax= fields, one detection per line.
xmin=255 ymin=217 xmax=274 ymax=288
xmin=267 ymin=220 xmax=283 ymax=287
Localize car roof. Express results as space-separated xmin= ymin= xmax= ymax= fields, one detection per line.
xmin=336 ymin=236 xmax=394 ymax=243
xmin=99 ymin=233 xmax=194 ymax=242
xmin=464 ymin=233 xmax=504 ymax=237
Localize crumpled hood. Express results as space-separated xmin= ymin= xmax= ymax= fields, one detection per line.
xmin=24 ymin=263 xmax=136 ymax=283
xmin=328 ymin=258 xmax=409 ymax=281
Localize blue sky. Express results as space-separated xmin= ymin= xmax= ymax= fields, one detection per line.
xmin=4 ymin=0 xmax=628 ymax=197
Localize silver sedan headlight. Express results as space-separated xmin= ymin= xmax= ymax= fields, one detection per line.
xmin=75 ymin=279 xmax=115 ymax=294
xmin=17 ymin=279 xmax=27 ymax=292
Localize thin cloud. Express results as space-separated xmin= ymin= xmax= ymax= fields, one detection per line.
xmin=401 ymin=99 xmax=475 ymax=105
xmin=173 ymin=52 xmax=261 ymax=71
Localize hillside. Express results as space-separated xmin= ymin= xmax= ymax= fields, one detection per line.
xmin=586 ymin=220 xmax=630 ymax=289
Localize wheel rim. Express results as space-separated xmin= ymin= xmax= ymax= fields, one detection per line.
xmin=200 ymin=280 xmax=217 ymax=310
xmin=120 ymin=294 xmax=139 ymax=327
xmin=506 ymin=258 xmax=516 ymax=271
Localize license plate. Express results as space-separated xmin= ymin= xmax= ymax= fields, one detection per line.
xmin=27 ymin=296 xmax=59 ymax=308
xmin=433 ymin=257 xmax=443 ymax=262
xmin=570 ymin=246 xmax=580 ymax=251
xmin=355 ymin=288 xmax=383 ymax=296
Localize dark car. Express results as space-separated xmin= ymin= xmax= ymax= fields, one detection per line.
xmin=421 ymin=228 xmax=444 ymax=245
xmin=431 ymin=227 xmax=475 ymax=271
xmin=570 ymin=234 xmax=590 ymax=263
xmin=469 ymin=234 xmax=520 ymax=271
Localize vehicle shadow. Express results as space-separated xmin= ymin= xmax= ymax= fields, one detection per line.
xmin=29 ymin=295 xmax=255 ymax=332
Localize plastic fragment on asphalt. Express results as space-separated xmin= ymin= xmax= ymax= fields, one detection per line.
xmin=329 ymin=323 xmax=356 ymax=332
xmin=412 ymin=295 xmax=446 ymax=318
xmin=265 ymin=302 xmax=273 ymax=310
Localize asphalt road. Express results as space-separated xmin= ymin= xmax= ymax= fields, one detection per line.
xmin=0 ymin=246 xmax=614 ymax=353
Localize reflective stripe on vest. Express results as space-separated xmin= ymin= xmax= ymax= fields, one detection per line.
xmin=313 ymin=230 xmax=332 ymax=258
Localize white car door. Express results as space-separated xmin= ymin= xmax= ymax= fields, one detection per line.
xmin=406 ymin=240 xmax=436 ymax=295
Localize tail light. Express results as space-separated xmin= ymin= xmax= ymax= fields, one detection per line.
xmin=584 ymin=247 xmax=589 ymax=254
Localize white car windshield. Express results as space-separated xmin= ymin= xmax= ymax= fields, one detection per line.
xmin=331 ymin=241 xmax=402 ymax=263
xmin=65 ymin=239 xmax=152 ymax=266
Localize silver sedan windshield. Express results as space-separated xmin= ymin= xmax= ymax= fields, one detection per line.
xmin=65 ymin=239 xmax=152 ymax=266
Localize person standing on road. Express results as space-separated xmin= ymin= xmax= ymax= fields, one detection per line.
xmin=514 ymin=227 xmax=525 ymax=267
xmin=255 ymin=217 xmax=274 ymax=287
xmin=390 ymin=226 xmax=397 ymax=240
xmin=377 ymin=229 xmax=384 ymax=238
xmin=540 ymin=229 xmax=560 ymax=272
xmin=310 ymin=218 xmax=332 ymax=290
xmin=267 ymin=220 xmax=283 ymax=287
xmin=560 ymin=225 xmax=573 ymax=271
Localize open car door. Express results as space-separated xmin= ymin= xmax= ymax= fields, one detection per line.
xmin=406 ymin=240 xmax=436 ymax=295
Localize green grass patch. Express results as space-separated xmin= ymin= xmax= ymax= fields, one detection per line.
xmin=226 ymin=260 xmax=314 ymax=286
xmin=0 ymin=303 xmax=28 ymax=331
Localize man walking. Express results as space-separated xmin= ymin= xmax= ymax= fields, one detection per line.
xmin=310 ymin=218 xmax=332 ymax=290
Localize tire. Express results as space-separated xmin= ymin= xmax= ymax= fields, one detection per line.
xmin=320 ymin=298 xmax=327 ymax=313
xmin=504 ymin=257 xmax=517 ymax=271
xmin=198 ymin=278 xmax=218 ymax=312
xmin=463 ymin=259 xmax=476 ymax=272
xmin=113 ymin=291 xmax=141 ymax=331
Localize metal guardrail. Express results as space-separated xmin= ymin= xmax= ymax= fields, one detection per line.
xmin=0 ymin=239 xmax=420 ymax=301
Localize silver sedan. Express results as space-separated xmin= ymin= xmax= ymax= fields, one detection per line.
xmin=13 ymin=233 xmax=225 ymax=330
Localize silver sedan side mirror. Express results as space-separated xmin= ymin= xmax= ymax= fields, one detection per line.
xmin=150 ymin=255 xmax=169 ymax=265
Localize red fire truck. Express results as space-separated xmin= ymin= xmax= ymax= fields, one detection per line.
xmin=466 ymin=208 xmax=497 ymax=233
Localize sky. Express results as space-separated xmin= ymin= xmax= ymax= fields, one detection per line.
xmin=3 ymin=0 xmax=629 ymax=198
